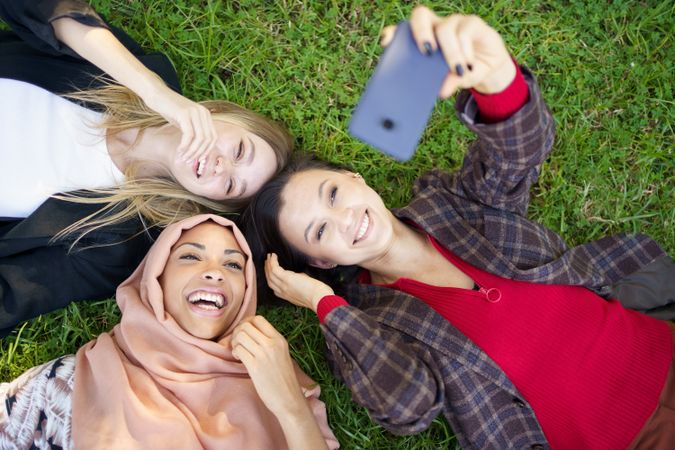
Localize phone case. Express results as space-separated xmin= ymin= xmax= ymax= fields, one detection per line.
xmin=348 ymin=21 xmax=449 ymax=161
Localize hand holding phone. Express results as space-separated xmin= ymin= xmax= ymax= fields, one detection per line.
xmin=348 ymin=21 xmax=448 ymax=161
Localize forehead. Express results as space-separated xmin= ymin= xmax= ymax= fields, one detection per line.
xmin=281 ymin=169 xmax=341 ymax=206
xmin=173 ymin=222 xmax=241 ymax=251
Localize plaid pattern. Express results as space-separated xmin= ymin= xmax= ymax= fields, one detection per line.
xmin=320 ymin=69 xmax=666 ymax=449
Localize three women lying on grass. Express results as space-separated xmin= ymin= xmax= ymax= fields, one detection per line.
xmin=0 ymin=0 xmax=291 ymax=337
xmin=0 ymin=215 xmax=339 ymax=449
xmin=244 ymin=6 xmax=675 ymax=449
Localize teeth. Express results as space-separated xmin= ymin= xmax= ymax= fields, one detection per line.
xmin=197 ymin=159 xmax=205 ymax=176
xmin=188 ymin=291 xmax=224 ymax=309
xmin=355 ymin=213 xmax=369 ymax=242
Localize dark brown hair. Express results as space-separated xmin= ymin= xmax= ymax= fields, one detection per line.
xmin=240 ymin=155 xmax=358 ymax=302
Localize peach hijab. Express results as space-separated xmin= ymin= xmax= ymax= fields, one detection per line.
xmin=72 ymin=215 xmax=337 ymax=449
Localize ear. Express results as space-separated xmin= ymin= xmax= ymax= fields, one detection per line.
xmin=309 ymin=258 xmax=337 ymax=269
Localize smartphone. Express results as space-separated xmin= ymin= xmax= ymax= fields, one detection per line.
xmin=348 ymin=21 xmax=449 ymax=161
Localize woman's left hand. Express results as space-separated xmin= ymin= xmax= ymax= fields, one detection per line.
xmin=231 ymin=315 xmax=306 ymax=415
xmin=265 ymin=253 xmax=334 ymax=312
xmin=381 ymin=7 xmax=514 ymax=97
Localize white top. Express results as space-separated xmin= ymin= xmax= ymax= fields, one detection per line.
xmin=0 ymin=78 xmax=125 ymax=218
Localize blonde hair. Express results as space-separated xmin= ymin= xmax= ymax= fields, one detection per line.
xmin=55 ymin=83 xmax=293 ymax=247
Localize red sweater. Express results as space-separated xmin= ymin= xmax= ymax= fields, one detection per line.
xmin=317 ymin=66 xmax=672 ymax=448
xmin=319 ymin=236 xmax=671 ymax=448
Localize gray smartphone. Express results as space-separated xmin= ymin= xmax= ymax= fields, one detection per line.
xmin=348 ymin=21 xmax=449 ymax=161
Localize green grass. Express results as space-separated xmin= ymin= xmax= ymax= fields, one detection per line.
xmin=1 ymin=0 xmax=673 ymax=448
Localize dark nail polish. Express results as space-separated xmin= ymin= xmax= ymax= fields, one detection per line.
xmin=467 ymin=63 xmax=473 ymax=71
xmin=455 ymin=64 xmax=464 ymax=76
xmin=423 ymin=42 xmax=433 ymax=55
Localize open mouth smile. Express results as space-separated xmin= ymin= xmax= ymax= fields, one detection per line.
xmin=194 ymin=157 xmax=208 ymax=179
xmin=187 ymin=290 xmax=227 ymax=315
xmin=353 ymin=210 xmax=371 ymax=244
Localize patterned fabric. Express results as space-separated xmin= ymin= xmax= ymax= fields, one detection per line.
xmin=320 ymin=68 xmax=667 ymax=449
xmin=0 ymin=356 xmax=75 ymax=449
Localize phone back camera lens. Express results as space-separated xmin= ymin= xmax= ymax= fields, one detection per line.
xmin=382 ymin=118 xmax=394 ymax=130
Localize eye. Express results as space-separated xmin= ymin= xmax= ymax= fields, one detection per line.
xmin=329 ymin=186 xmax=337 ymax=206
xmin=179 ymin=253 xmax=200 ymax=261
xmin=225 ymin=178 xmax=234 ymax=195
xmin=235 ymin=139 xmax=244 ymax=161
xmin=225 ymin=261 xmax=243 ymax=271
xmin=316 ymin=223 xmax=326 ymax=241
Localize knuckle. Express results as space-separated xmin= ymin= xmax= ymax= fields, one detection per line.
xmin=412 ymin=5 xmax=429 ymax=16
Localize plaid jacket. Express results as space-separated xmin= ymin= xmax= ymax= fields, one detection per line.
xmin=320 ymin=69 xmax=666 ymax=449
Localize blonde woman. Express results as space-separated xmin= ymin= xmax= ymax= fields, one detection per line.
xmin=0 ymin=0 xmax=292 ymax=337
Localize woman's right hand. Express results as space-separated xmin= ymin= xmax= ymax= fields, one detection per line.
xmin=140 ymin=79 xmax=218 ymax=164
xmin=51 ymin=17 xmax=217 ymax=165
xmin=231 ymin=316 xmax=305 ymax=415
xmin=381 ymin=7 xmax=515 ymax=97
xmin=265 ymin=253 xmax=334 ymax=312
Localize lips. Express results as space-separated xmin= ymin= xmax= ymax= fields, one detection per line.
xmin=353 ymin=210 xmax=371 ymax=244
xmin=194 ymin=157 xmax=208 ymax=179
xmin=186 ymin=289 xmax=227 ymax=316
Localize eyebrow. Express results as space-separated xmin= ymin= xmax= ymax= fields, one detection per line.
xmin=224 ymin=249 xmax=245 ymax=258
xmin=303 ymin=179 xmax=328 ymax=243
xmin=175 ymin=242 xmax=245 ymax=258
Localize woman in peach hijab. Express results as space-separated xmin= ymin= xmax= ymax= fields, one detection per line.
xmin=0 ymin=214 xmax=338 ymax=450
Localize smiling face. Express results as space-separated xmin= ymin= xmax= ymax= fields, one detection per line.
xmin=278 ymin=169 xmax=394 ymax=268
xmin=170 ymin=119 xmax=278 ymax=201
xmin=159 ymin=222 xmax=247 ymax=340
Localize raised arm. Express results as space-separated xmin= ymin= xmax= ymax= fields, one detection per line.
xmin=390 ymin=8 xmax=555 ymax=216
xmin=0 ymin=0 xmax=216 ymax=163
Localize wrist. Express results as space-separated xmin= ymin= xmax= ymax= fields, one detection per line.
xmin=133 ymin=70 xmax=169 ymax=105
xmin=317 ymin=295 xmax=348 ymax=324
xmin=310 ymin=287 xmax=334 ymax=313
xmin=474 ymin=58 xmax=517 ymax=94
xmin=274 ymin=394 xmax=313 ymax=423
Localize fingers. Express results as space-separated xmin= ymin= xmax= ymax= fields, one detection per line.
xmin=243 ymin=315 xmax=281 ymax=340
xmin=177 ymin=106 xmax=218 ymax=164
xmin=231 ymin=316 xmax=288 ymax=367
xmin=439 ymin=73 xmax=462 ymax=99
xmin=231 ymin=341 xmax=253 ymax=364
xmin=380 ymin=25 xmax=396 ymax=47
xmin=435 ymin=15 xmax=467 ymax=77
xmin=409 ymin=5 xmax=440 ymax=54
xmin=264 ymin=253 xmax=287 ymax=291
xmin=232 ymin=323 xmax=265 ymax=350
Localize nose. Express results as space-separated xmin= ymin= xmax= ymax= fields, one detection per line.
xmin=214 ymin=156 xmax=231 ymax=175
xmin=336 ymin=207 xmax=355 ymax=233
xmin=201 ymin=268 xmax=224 ymax=282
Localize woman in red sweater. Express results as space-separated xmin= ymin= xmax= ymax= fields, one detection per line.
xmin=243 ymin=6 xmax=675 ymax=449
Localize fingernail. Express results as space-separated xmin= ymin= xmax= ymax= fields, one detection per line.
xmin=467 ymin=63 xmax=473 ymax=72
xmin=423 ymin=42 xmax=433 ymax=55
xmin=455 ymin=64 xmax=464 ymax=77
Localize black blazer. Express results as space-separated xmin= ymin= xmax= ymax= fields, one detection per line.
xmin=0 ymin=0 xmax=180 ymax=337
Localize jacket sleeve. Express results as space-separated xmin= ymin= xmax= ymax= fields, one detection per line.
xmin=319 ymin=304 xmax=445 ymax=435
xmin=419 ymin=67 xmax=556 ymax=217
xmin=0 ymin=0 xmax=109 ymax=58
xmin=0 ymin=224 xmax=151 ymax=339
